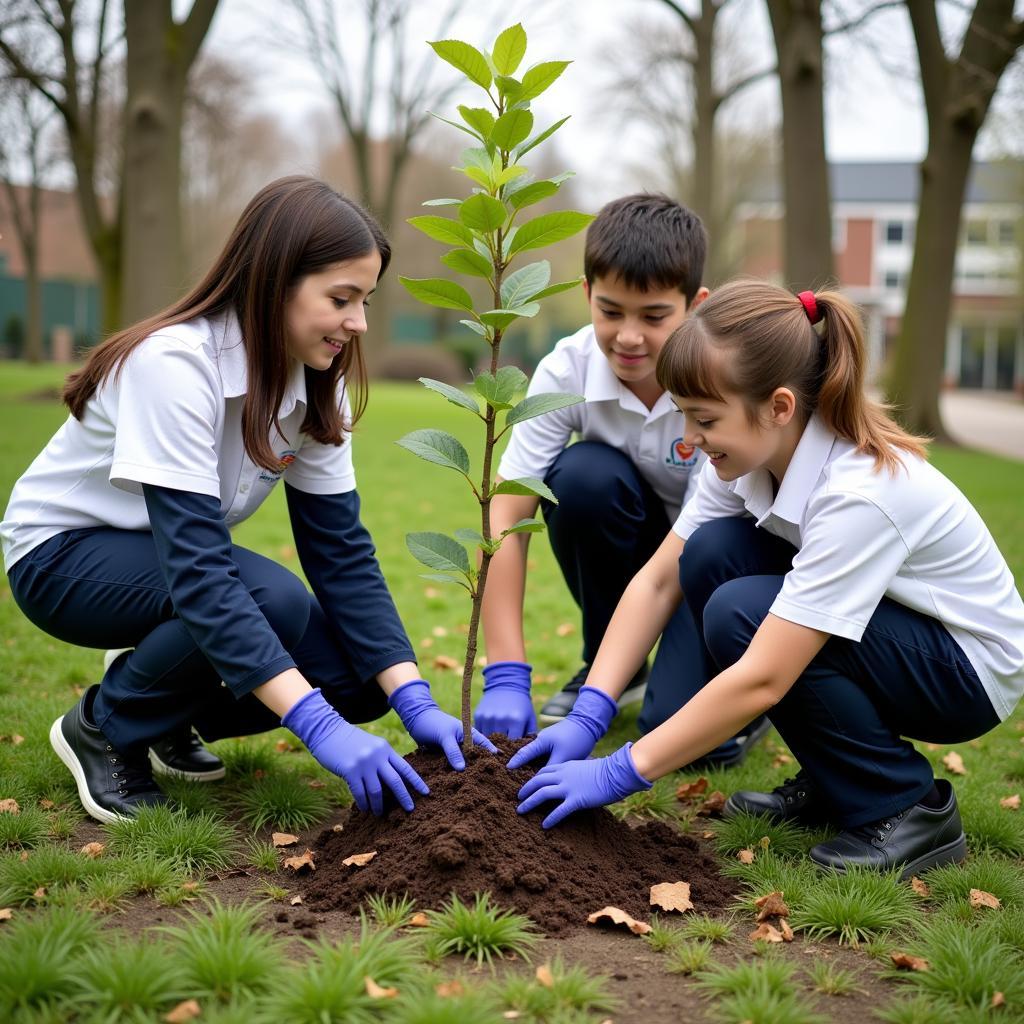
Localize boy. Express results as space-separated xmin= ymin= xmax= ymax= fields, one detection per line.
xmin=475 ymin=193 xmax=767 ymax=766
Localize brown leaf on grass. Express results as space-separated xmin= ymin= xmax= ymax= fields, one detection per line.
xmin=736 ymin=849 xmax=755 ymax=864
xmin=435 ymin=979 xmax=465 ymax=998
xmin=0 ymin=908 xmax=12 ymax=922
xmin=586 ymin=906 xmax=652 ymax=935
xmin=11 ymin=734 xmax=24 ymax=746
xmin=253 ymin=769 xmax=266 ymax=779
xmin=39 ymin=799 xmax=54 ymax=810
xmin=331 ymin=824 xmax=344 ymax=832
xmin=754 ymin=891 xmax=790 ymax=920
xmin=423 ymin=587 xmax=440 ymax=599
xmin=431 ymin=626 xmax=448 ymax=638
xmin=1000 ymin=794 xmax=1021 ymax=811
xmin=942 ymin=751 xmax=967 ymax=775
xmin=32 ymin=887 xmax=46 ymax=901
xmin=701 ymin=830 xmax=716 ymax=840
xmin=502 ymin=1013 xmax=522 ymax=1021
xmin=272 ymin=832 xmax=299 ymax=847
xmin=535 ymin=964 xmax=555 ymax=988
xmin=289 ymin=895 xmax=303 ymax=906
xmin=771 ymin=754 xmax=792 ymax=767
xmin=432 ymin=655 xmax=459 ymax=671
xmin=307 ymin=780 xmax=326 ymax=789
xmin=891 ymin=952 xmax=930 ymax=971
xmin=991 ymin=992 xmax=1006 ymax=1008
xmin=696 ymin=791 xmax=727 ymax=817
xmin=420 ymin=637 xmax=435 ymax=649
xmin=779 ymin=918 xmax=794 ymax=941
xmin=650 ymin=881 xmax=693 ymax=914
xmin=408 ymin=911 xmax=430 ymax=927
xmin=80 ymin=842 xmax=105 ymax=858
xmin=19 ymin=851 xmax=29 ymax=862
xmin=910 ymin=876 xmax=931 ymax=898
xmin=555 ymin=622 xmax=575 ymax=637
xmin=748 ymin=922 xmax=787 ymax=943
xmin=924 ymin=742 xmax=941 ymax=751
xmin=0 ymin=799 xmax=20 ymax=815
xmin=181 ymin=881 xmax=200 ymax=892
xmin=342 ymin=850 xmax=377 ymax=867
xmin=274 ymin=739 xmax=297 ymax=753
xmin=284 ymin=849 xmax=316 ymax=873
xmin=364 ymin=977 xmax=399 ymax=999
xmin=969 ymin=888 xmax=1001 ymax=910
xmin=675 ymin=777 xmax=709 ymax=801
xmin=163 ymin=999 xmax=202 ymax=1023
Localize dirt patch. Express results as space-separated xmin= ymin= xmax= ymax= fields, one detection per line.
xmin=303 ymin=739 xmax=736 ymax=933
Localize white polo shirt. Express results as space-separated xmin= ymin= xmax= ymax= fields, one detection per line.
xmin=673 ymin=413 xmax=1024 ymax=720
xmin=2 ymin=311 xmax=357 ymax=572
xmin=497 ymin=324 xmax=704 ymax=520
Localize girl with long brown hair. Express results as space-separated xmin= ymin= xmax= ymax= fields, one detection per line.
xmin=512 ymin=278 xmax=1024 ymax=879
xmin=2 ymin=176 xmax=493 ymax=824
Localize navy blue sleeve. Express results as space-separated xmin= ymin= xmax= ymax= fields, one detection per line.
xmin=284 ymin=484 xmax=416 ymax=682
xmin=142 ymin=483 xmax=297 ymax=697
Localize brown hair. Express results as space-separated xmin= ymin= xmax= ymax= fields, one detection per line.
xmin=584 ymin=193 xmax=706 ymax=303
xmin=63 ymin=176 xmax=391 ymax=471
xmin=656 ymin=278 xmax=928 ymax=472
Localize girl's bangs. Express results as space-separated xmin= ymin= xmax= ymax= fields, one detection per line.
xmin=657 ymin=321 xmax=728 ymax=403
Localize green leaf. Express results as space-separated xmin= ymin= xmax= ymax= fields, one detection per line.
xmin=518 ymin=61 xmax=570 ymax=102
xmin=462 ymin=166 xmax=493 ymax=189
xmin=495 ymin=165 xmax=528 ymax=188
xmin=406 ymin=532 xmax=471 ymax=574
xmin=459 ymin=193 xmax=507 ymax=232
xmin=428 ymin=111 xmax=479 ymax=140
xmin=441 ymin=247 xmax=493 ymax=279
xmin=428 ymin=40 xmax=492 ymax=89
xmin=419 ymin=572 xmax=471 ymax=592
xmin=516 ymin=115 xmax=571 ymax=158
xmin=492 ymin=477 xmax=558 ymax=503
xmin=527 ymin=278 xmax=584 ymax=301
xmin=494 ymin=75 xmax=522 ymax=101
xmin=496 ymin=365 xmax=529 ymax=394
xmin=460 ymin=319 xmax=489 ymax=337
xmin=491 ymin=108 xmax=534 ymax=151
xmin=418 ymin=377 xmax=479 ymax=414
xmin=508 ymin=211 xmax=594 ymax=256
xmin=506 ymin=392 xmax=584 ymax=426
xmin=474 ymin=366 xmax=525 ymax=409
xmin=422 ymin=198 xmax=462 ymax=207
xmin=395 ymin=428 xmax=470 ymax=475
xmin=407 ymin=216 xmax=474 ymax=247
xmin=501 ymin=517 xmax=546 ymax=535
xmin=492 ymin=23 xmax=527 ymax=75
xmin=458 ymin=105 xmax=495 ymax=139
xmin=399 ymin=276 xmax=474 ymax=312
xmin=509 ymin=180 xmax=560 ymax=210
xmin=479 ymin=303 xmax=540 ymax=329
xmin=454 ymin=527 xmax=485 ymax=546
xmin=501 ymin=260 xmax=550 ymax=308
xmin=461 ymin=146 xmax=495 ymax=174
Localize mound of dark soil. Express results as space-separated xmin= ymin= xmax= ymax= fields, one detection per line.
xmin=303 ymin=739 xmax=736 ymax=934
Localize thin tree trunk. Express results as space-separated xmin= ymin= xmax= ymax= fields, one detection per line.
xmin=24 ymin=232 xmax=44 ymax=362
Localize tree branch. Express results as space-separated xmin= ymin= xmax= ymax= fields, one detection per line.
xmin=652 ymin=0 xmax=696 ymax=34
xmin=907 ymin=0 xmax=948 ymax=117
xmin=715 ymin=63 xmax=775 ymax=109
xmin=180 ymin=0 xmax=220 ymax=70
xmin=824 ymin=0 xmax=904 ymax=36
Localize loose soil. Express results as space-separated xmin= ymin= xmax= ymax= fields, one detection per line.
xmin=304 ymin=739 xmax=736 ymax=933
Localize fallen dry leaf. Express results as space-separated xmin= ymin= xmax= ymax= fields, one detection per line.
xmin=272 ymin=832 xmax=299 ymax=847
xmin=331 ymin=824 xmax=344 ymax=832
xmin=701 ymin=830 xmax=716 ymax=840
xmin=409 ymin=912 xmax=430 ymax=927
xmin=274 ymin=739 xmax=297 ymax=753
xmin=283 ymin=849 xmax=316 ymax=873
xmin=163 ymin=999 xmax=202 ymax=1023
xmin=650 ymin=881 xmax=694 ymax=914
xmin=289 ymin=895 xmax=303 ymax=906
xmin=924 ymin=742 xmax=941 ymax=751
xmin=435 ymin=979 xmax=465 ymax=998
xmin=11 ymin=734 xmax=24 ymax=746
xmin=942 ymin=751 xmax=967 ymax=775
xmin=779 ymin=918 xmax=794 ymax=941
xmin=342 ymin=850 xmax=377 ymax=867
xmin=420 ymin=637 xmax=435 ymax=649
xmin=754 ymin=891 xmax=790 ymax=921
xmin=748 ymin=922 xmax=787 ymax=943
xmin=0 ymin=908 xmax=12 ymax=922
xmin=32 ymin=887 xmax=46 ymax=900
xmin=1000 ymin=794 xmax=1021 ymax=811
xmin=675 ymin=777 xmax=709 ymax=801
xmin=502 ymin=1013 xmax=521 ymax=1021
xmin=80 ymin=842 xmax=105 ymax=858
xmin=970 ymin=888 xmax=1001 ymax=910
xmin=910 ymin=876 xmax=931 ymax=898
xmin=364 ymin=976 xmax=399 ymax=999
xmin=0 ymin=798 xmax=20 ymax=815
xmin=992 ymin=992 xmax=1006 ymax=1008
xmin=535 ymin=964 xmax=555 ymax=988
xmin=307 ymin=779 xmax=326 ymax=789
xmin=39 ymin=799 xmax=54 ymax=810
xmin=431 ymin=626 xmax=448 ymax=637
xmin=555 ymin=622 xmax=575 ymax=637
xmin=19 ymin=851 xmax=28 ymax=862
xmin=891 ymin=951 xmax=930 ymax=971
xmin=696 ymin=791 xmax=727 ymax=817
xmin=432 ymin=655 xmax=459 ymax=671
xmin=736 ymin=849 xmax=755 ymax=864
xmin=586 ymin=906 xmax=652 ymax=935
xmin=423 ymin=587 xmax=440 ymax=599
xmin=771 ymin=754 xmax=792 ymax=767
xmin=181 ymin=881 xmax=200 ymax=892
xmin=758 ymin=836 xmax=771 ymax=850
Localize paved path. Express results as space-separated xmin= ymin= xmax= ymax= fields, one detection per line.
xmin=941 ymin=390 xmax=1024 ymax=461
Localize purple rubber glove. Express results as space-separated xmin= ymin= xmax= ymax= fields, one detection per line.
xmin=389 ymin=679 xmax=498 ymax=770
xmin=283 ymin=688 xmax=428 ymax=816
xmin=474 ymin=661 xmax=537 ymax=739
xmin=506 ymin=685 xmax=617 ymax=770
xmin=516 ymin=742 xmax=652 ymax=828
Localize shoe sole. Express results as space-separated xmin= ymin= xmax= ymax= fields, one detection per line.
xmin=49 ymin=715 xmax=129 ymax=825
xmin=811 ymin=832 xmax=968 ymax=881
xmin=538 ymin=682 xmax=647 ymax=726
xmin=149 ymin=748 xmax=225 ymax=782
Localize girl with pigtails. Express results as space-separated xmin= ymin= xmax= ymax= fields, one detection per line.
xmin=509 ymin=278 xmax=1024 ymax=879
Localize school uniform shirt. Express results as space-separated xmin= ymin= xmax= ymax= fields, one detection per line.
xmin=1 ymin=310 xmax=414 ymax=696
xmin=673 ymin=413 xmax=1024 ymax=721
xmin=497 ymin=324 xmax=705 ymax=520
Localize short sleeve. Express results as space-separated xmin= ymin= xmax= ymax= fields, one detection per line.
xmin=672 ymin=460 xmax=748 ymax=538
xmin=770 ymin=490 xmax=910 ymax=640
xmin=109 ymin=337 xmax=222 ymax=497
xmin=284 ymin=384 xmax=356 ymax=495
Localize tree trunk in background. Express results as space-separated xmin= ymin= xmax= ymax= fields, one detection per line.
xmin=766 ymin=0 xmax=832 ymax=290
xmin=885 ymin=0 xmax=1022 ymax=441
xmin=23 ymin=185 xmax=43 ymax=361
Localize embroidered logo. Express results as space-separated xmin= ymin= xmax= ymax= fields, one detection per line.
xmin=667 ymin=438 xmax=699 ymax=468
xmin=259 ymin=450 xmax=297 ymax=482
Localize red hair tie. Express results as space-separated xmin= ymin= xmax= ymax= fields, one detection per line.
xmin=797 ymin=290 xmax=823 ymax=324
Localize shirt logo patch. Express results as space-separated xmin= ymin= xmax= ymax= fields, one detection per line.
xmin=667 ymin=438 xmax=699 ymax=468
xmin=259 ymin=450 xmax=297 ymax=482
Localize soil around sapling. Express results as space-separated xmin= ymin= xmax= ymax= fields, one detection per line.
xmin=303 ymin=737 xmax=737 ymax=933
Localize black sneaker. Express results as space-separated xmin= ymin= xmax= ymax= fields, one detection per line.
xmin=537 ymin=662 xmax=649 ymax=725
xmin=686 ymin=716 xmax=772 ymax=771
xmin=49 ymin=685 xmax=170 ymax=824
xmin=150 ymin=728 xmax=225 ymax=782
xmin=808 ymin=780 xmax=966 ymax=879
xmin=723 ymin=770 xmax=828 ymax=825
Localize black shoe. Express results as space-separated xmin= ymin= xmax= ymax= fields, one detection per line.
xmin=808 ymin=780 xmax=966 ymax=879
xmin=538 ymin=662 xmax=649 ymax=724
xmin=685 ymin=716 xmax=772 ymax=771
xmin=49 ymin=685 xmax=170 ymax=824
xmin=723 ymin=770 xmax=828 ymax=825
xmin=150 ymin=728 xmax=225 ymax=782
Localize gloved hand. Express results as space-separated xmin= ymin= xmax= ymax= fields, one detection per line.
xmin=389 ymin=679 xmax=498 ymax=770
xmin=516 ymin=742 xmax=652 ymax=828
xmin=474 ymin=661 xmax=537 ymax=739
xmin=283 ymin=688 xmax=428 ymax=815
xmin=506 ymin=685 xmax=617 ymax=770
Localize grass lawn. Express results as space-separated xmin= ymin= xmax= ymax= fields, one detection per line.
xmin=2 ymin=361 xmax=1023 ymax=1023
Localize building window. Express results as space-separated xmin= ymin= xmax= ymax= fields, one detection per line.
xmin=965 ymin=219 xmax=989 ymax=245
xmin=997 ymin=220 xmax=1017 ymax=247
xmin=885 ymin=221 xmax=904 ymax=244
xmin=884 ymin=270 xmax=901 ymax=289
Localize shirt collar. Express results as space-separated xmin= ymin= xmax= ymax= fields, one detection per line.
xmin=582 ymin=334 xmax=678 ymax=420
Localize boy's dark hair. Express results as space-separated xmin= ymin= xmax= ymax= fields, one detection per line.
xmin=584 ymin=192 xmax=707 ymax=303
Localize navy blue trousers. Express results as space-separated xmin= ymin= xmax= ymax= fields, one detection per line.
xmin=8 ymin=527 xmax=389 ymax=753
xmin=541 ymin=441 xmax=721 ymax=741
xmin=681 ymin=517 xmax=999 ymax=827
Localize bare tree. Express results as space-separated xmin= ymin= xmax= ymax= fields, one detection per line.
xmin=885 ymin=0 xmax=1023 ymax=440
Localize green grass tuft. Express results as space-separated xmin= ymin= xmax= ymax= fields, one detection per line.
xmin=0 ymin=843 xmax=109 ymax=905
xmin=214 ymin=737 xmax=278 ymax=778
xmin=643 ymin=914 xmax=684 ymax=952
xmin=804 ymin=958 xmax=864 ymax=996
xmin=610 ymin=776 xmax=681 ymax=821
xmin=363 ymin=891 xmax=417 ymax=928
xmin=493 ymin=956 xmax=616 ymax=1018
xmin=244 ymin=837 xmax=281 ymax=873
xmin=424 ymin=892 xmax=540 ymax=967
xmin=727 ymin=851 xmax=821 ymax=912
xmin=710 ymin=811 xmax=814 ymax=859
xmin=234 ymin=770 xmax=332 ymax=832
xmin=0 ymin=806 xmax=51 ymax=850
xmin=104 ymin=804 xmax=238 ymax=875
xmin=680 ymin=912 xmax=735 ymax=944
xmin=695 ymin=957 xmax=826 ymax=1022
xmin=666 ymin=939 xmax=715 ymax=975
xmin=960 ymin=800 xmax=1024 ymax=857
xmin=922 ymin=854 xmax=1024 ymax=909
